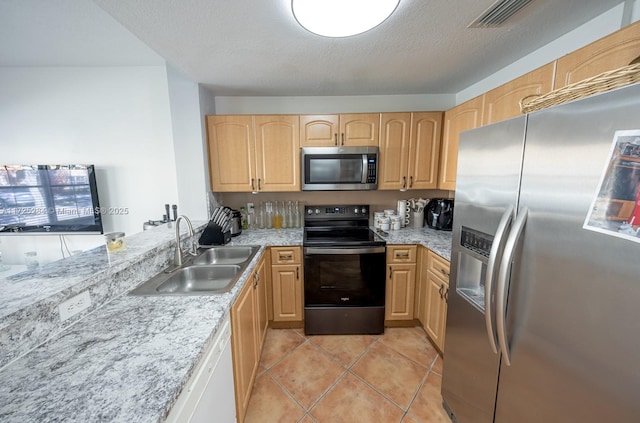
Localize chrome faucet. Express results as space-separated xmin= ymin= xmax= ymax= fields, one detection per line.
xmin=174 ymin=215 xmax=198 ymax=267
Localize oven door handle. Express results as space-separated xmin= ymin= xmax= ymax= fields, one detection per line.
xmin=304 ymin=246 xmax=386 ymax=255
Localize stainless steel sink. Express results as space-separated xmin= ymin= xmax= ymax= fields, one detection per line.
xmin=192 ymin=246 xmax=258 ymax=265
xmin=159 ymin=265 xmax=241 ymax=293
xmin=129 ymin=245 xmax=261 ymax=296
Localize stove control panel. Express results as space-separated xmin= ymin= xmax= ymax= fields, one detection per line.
xmin=304 ymin=205 xmax=369 ymax=219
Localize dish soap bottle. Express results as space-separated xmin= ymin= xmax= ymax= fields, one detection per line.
xmin=240 ymin=207 xmax=249 ymax=230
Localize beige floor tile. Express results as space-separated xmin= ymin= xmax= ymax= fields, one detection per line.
xmin=407 ymin=372 xmax=450 ymax=423
xmin=309 ymin=334 xmax=376 ymax=367
xmin=260 ymin=328 xmax=306 ymax=369
xmin=310 ymin=372 xmax=404 ymax=423
xmin=351 ymin=341 xmax=428 ymax=410
xmin=299 ymin=414 xmax=317 ymax=423
xmin=269 ymin=342 xmax=346 ymax=409
xmin=401 ymin=413 xmax=421 ymax=423
xmin=244 ymin=372 xmax=306 ymax=423
xmin=431 ymin=354 xmax=443 ymax=375
xmin=379 ymin=327 xmax=438 ymax=368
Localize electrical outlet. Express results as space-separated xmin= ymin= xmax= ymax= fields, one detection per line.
xmin=247 ymin=202 xmax=255 ymax=214
xmin=59 ymin=291 xmax=92 ymax=321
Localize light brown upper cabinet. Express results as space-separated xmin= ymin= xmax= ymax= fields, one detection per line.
xmin=482 ymin=62 xmax=555 ymax=125
xmin=554 ymin=20 xmax=640 ymax=89
xmin=207 ymin=115 xmax=300 ymax=192
xmin=438 ymin=96 xmax=484 ymax=191
xmin=378 ymin=112 xmax=442 ymax=190
xmin=300 ymin=113 xmax=379 ymax=147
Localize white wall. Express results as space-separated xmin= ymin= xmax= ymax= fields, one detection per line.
xmin=214 ymin=94 xmax=455 ymax=115
xmin=166 ymin=65 xmax=210 ymax=221
xmin=0 ymin=66 xmax=178 ymax=264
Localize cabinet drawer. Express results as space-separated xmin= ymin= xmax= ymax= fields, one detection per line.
xmin=387 ymin=245 xmax=417 ymax=264
xmin=428 ymin=251 xmax=450 ymax=279
xmin=271 ymin=246 xmax=301 ymax=264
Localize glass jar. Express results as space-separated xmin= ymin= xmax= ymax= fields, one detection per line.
xmin=266 ymin=201 xmax=273 ymax=229
xmin=273 ymin=201 xmax=283 ymax=229
xmin=257 ymin=201 xmax=265 ymax=229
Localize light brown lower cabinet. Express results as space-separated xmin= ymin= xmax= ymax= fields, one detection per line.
xmin=230 ymin=252 xmax=268 ymax=423
xmin=270 ymin=246 xmax=303 ymax=323
xmin=385 ymin=245 xmax=417 ymax=321
xmin=417 ymin=248 xmax=450 ymax=353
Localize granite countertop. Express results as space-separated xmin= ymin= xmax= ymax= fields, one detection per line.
xmin=374 ymin=226 xmax=453 ymax=261
xmin=0 ymin=228 xmax=302 ymax=423
xmin=0 ymin=225 xmax=451 ymax=423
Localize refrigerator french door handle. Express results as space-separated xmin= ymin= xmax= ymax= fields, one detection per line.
xmin=496 ymin=207 xmax=528 ymax=367
xmin=484 ymin=205 xmax=514 ymax=355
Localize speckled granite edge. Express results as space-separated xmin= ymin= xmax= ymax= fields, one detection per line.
xmin=0 ymin=221 xmax=207 ymax=370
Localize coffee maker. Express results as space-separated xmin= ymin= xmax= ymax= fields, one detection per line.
xmin=425 ymin=199 xmax=454 ymax=230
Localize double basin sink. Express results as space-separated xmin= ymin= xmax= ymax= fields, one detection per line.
xmin=129 ymin=245 xmax=260 ymax=296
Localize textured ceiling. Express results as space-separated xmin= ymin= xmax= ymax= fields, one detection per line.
xmin=1 ymin=0 xmax=627 ymax=96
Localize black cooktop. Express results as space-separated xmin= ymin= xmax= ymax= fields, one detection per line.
xmin=303 ymin=204 xmax=385 ymax=247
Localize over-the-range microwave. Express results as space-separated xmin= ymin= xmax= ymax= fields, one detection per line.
xmin=301 ymin=146 xmax=378 ymax=191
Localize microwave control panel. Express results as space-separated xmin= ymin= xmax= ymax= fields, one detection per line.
xmin=366 ymin=154 xmax=377 ymax=183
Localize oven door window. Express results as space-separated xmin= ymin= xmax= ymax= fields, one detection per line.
xmin=304 ymin=252 xmax=385 ymax=306
xmin=306 ymin=155 xmax=364 ymax=184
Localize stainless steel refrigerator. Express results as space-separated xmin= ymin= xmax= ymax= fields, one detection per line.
xmin=441 ymin=83 xmax=640 ymax=423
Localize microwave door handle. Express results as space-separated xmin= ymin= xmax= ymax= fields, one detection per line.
xmin=484 ymin=205 xmax=514 ymax=355
xmin=362 ymin=155 xmax=368 ymax=183
xmin=496 ymin=207 xmax=528 ymax=367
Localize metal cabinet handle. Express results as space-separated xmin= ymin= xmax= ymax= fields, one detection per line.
xmin=402 ymin=176 xmax=406 ymax=189
xmin=334 ymin=133 xmax=338 ymax=146
xmin=296 ymin=266 xmax=299 ymax=279
xmin=485 ymin=205 xmax=514 ymax=354
xmin=341 ymin=133 xmax=345 ymax=145
xmin=389 ymin=266 xmax=392 ymax=278
xmin=409 ymin=176 xmax=413 ymax=188
xmin=251 ymin=178 xmax=255 ymax=191
xmin=396 ymin=253 xmax=409 ymax=258
xmin=439 ymin=268 xmax=450 ymax=277
xmin=279 ymin=254 xmax=293 ymax=260
xmin=253 ymin=272 xmax=258 ymax=289
xmin=439 ymin=284 xmax=444 ymax=299
xmin=257 ymin=178 xmax=261 ymax=190
xmin=496 ymin=207 xmax=528 ymax=367
xmin=444 ymin=288 xmax=449 ymax=303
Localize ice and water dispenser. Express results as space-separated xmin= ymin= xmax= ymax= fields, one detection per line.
xmin=456 ymin=226 xmax=494 ymax=311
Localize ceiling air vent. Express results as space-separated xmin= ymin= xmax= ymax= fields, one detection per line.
xmin=469 ymin=0 xmax=534 ymax=28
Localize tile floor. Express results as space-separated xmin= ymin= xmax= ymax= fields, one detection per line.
xmin=244 ymin=326 xmax=450 ymax=423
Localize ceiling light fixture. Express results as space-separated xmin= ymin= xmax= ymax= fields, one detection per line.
xmin=292 ymin=0 xmax=400 ymax=38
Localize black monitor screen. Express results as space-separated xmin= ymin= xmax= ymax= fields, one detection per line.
xmin=0 ymin=165 xmax=103 ymax=234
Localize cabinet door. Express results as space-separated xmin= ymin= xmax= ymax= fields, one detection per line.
xmin=415 ymin=246 xmax=429 ymax=325
xmin=378 ymin=113 xmax=411 ymax=190
xmin=254 ymin=115 xmax=300 ymax=192
xmin=385 ymin=263 xmax=416 ymax=321
xmin=408 ymin=112 xmax=442 ymax=189
xmin=255 ymin=255 xmax=269 ymax=348
xmin=300 ymin=115 xmax=339 ymax=147
xmin=554 ymin=20 xmax=640 ymax=88
xmin=272 ymin=264 xmax=303 ymax=322
xmin=207 ymin=115 xmax=256 ymax=192
xmin=439 ymin=96 xmax=484 ymax=191
xmin=230 ymin=278 xmax=258 ymax=423
xmin=424 ymin=271 xmax=447 ymax=351
xmin=483 ymin=62 xmax=555 ymax=125
xmin=339 ymin=113 xmax=380 ymax=146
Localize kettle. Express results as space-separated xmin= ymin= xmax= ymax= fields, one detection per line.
xmin=425 ymin=199 xmax=454 ymax=231
xmin=230 ymin=209 xmax=242 ymax=237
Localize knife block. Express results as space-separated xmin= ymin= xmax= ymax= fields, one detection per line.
xmin=198 ymin=222 xmax=231 ymax=246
